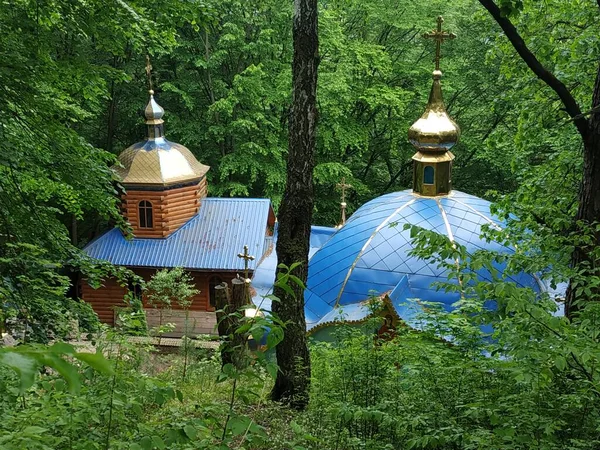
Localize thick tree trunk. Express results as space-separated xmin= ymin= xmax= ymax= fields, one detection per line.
xmin=271 ymin=0 xmax=318 ymax=410
xmin=565 ymin=63 xmax=600 ymax=318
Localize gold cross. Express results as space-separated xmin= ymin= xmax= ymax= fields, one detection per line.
xmin=237 ymin=245 xmax=255 ymax=282
xmin=145 ymin=54 xmax=154 ymax=93
xmin=336 ymin=177 xmax=352 ymax=204
xmin=423 ymin=16 xmax=456 ymax=71
xmin=336 ymin=177 xmax=352 ymax=227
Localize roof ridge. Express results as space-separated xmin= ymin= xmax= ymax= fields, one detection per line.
xmin=204 ymin=197 xmax=271 ymax=202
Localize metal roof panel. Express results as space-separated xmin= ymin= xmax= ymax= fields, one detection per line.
xmin=84 ymin=198 xmax=272 ymax=271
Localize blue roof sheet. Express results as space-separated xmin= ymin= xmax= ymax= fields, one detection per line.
xmin=84 ymin=198 xmax=272 ymax=271
xmin=251 ymin=225 xmax=337 ymax=314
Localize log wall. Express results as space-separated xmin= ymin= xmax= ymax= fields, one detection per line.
xmin=81 ymin=268 xmax=247 ymax=334
xmin=81 ymin=278 xmax=127 ymax=326
xmin=121 ymin=178 xmax=208 ymax=238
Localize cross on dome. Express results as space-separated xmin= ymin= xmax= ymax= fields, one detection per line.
xmin=143 ymin=55 xmax=164 ymax=126
xmin=237 ymin=245 xmax=255 ymax=283
xmin=408 ymin=16 xmax=460 ymax=197
xmin=336 ymin=177 xmax=351 ymax=204
xmin=336 ymin=177 xmax=352 ymax=227
xmin=423 ymin=16 xmax=456 ymax=71
xmin=145 ymin=54 xmax=154 ymax=93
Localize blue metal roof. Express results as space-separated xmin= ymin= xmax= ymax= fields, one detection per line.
xmin=84 ymin=198 xmax=272 ymax=271
xmin=303 ymin=189 xmax=545 ymax=329
xmin=307 ymin=275 xmax=423 ymax=331
xmin=251 ymin=225 xmax=337 ymax=314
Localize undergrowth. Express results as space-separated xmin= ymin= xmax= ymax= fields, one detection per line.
xmin=2 ymin=236 xmax=600 ymax=449
xmin=2 ymin=307 xmax=600 ymax=450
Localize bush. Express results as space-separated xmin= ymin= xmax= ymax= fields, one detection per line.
xmin=68 ymin=300 xmax=101 ymax=336
xmin=115 ymin=296 xmax=148 ymax=336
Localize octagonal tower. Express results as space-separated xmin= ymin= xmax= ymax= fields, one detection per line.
xmin=115 ymin=90 xmax=210 ymax=238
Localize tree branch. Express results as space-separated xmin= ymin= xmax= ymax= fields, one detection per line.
xmin=478 ymin=0 xmax=588 ymax=140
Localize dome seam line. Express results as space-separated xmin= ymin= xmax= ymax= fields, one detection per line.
xmin=436 ymin=198 xmax=464 ymax=293
xmin=334 ymin=198 xmax=417 ymax=307
xmin=451 ymin=198 xmax=503 ymax=231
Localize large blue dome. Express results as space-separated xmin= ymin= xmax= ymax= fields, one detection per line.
xmin=304 ymin=189 xmax=544 ymax=330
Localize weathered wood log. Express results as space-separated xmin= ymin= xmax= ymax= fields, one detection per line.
xmin=125 ymin=183 xmax=201 ymax=197
xmin=230 ymin=278 xmax=249 ymax=369
xmin=215 ymin=283 xmax=233 ymax=366
xmin=158 ymin=200 xmax=200 ymax=213
xmin=215 ymin=279 xmax=250 ymax=368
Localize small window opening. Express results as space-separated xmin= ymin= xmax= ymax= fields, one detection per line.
xmin=127 ymin=281 xmax=143 ymax=301
xmin=138 ymin=200 xmax=153 ymax=228
xmin=423 ymin=165 xmax=435 ymax=185
xmin=209 ymin=276 xmax=223 ymax=308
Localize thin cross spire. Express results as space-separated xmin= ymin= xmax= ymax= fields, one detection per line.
xmin=423 ymin=16 xmax=456 ymax=71
xmin=237 ymin=245 xmax=255 ymax=283
xmin=336 ymin=177 xmax=352 ymax=227
xmin=145 ymin=54 xmax=154 ymax=93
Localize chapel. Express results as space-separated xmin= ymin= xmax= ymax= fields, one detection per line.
xmin=83 ymin=17 xmax=549 ymax=340
xmin=249 ymin=17 xmax=549 ymax=340
xmin=83 ymin=87 xmax=276 ymax=335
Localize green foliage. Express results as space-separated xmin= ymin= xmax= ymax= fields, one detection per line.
xmin=0 ymin=0 xmax=196 ymax=342
xmin=89 ymin=0 xmax=546 ymax=226
xmin=68 ymin=300 xmax=102 ymax=336
xmin=116 ymin=293 xmax=149 ymax=336
xmin=0 ymin=342 xmax=113 ymax=394
xmin=146 ymin=268 xmax=199 ymax=311
xmin=1 ymin=244 xmax=76 ymax=342
xmin=0 ymin=336 xmax=184 ymax=449
xmin=0 ymin=291 xmax=286 ymax=449
xmin=1 ymin=0 xmax=600 ymax=448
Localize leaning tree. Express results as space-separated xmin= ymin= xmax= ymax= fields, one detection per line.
xmin=479 ymin=0 xmax=600 ymax=318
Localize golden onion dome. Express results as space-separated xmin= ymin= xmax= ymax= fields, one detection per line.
xmin=113 ymin=91 xmax=210 ymax=187
xmin=408 ymin=70 xmax=460 ymax=152
xmin=144 ymin=89 xmax=165 ymax=122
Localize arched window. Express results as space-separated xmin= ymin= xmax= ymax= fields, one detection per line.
xmin=138 ymin=200 xmax=153 ymax=228
xmin=209 ymin=276 xmax=223 ymax=308
xmin=423 ymin=165 xmax=435 ymax=185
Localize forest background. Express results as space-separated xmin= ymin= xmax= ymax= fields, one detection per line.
xmin=1 ymin=0 xmax=600 ymax=448
xmin=0 ymin=0 xmax=595 ymax=357
xmin=4 ymin=0 xmax=594 ymax=247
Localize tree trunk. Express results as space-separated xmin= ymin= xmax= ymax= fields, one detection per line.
xmin=565 ymin=63 xmax=600 ymax=318
xmin=215 ymin=279 xmax=249 ymax=368
xmin=215 ymin=282 xmax=233 ymax=366
xmin=271 ymin=0 xmax=319 ymax=410
xmin=230 ymin=278 xmax=248 ymax=368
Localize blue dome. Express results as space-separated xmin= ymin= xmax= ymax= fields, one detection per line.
xmin=305 ymin=189 xmax=544 ymax=329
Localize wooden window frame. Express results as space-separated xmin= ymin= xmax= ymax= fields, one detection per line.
xmin=138 ymin=200 xmax=154 ymax=229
